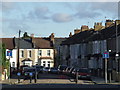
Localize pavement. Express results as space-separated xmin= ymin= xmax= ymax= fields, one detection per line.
xmin=0 ymin=75 xmax=120 ymax=85
xmin=91 ymin=76 xmax=120 ymax=85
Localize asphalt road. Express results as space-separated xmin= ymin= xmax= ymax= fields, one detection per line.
xmin=1 ymin=73 xmax=120 ymax=89
xmin=1 ymin=83 xmax=120 ymax=88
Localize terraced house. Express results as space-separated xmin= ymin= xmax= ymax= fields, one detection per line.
xmin=1 ymin=33 xmax=67 ymax=69
xmin=2 ymin=34 xmax=54 ymax=68
xmin=60 ymin=20 xmax=120 ymax=82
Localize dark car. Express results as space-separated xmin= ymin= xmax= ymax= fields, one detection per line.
xmin=50 ymin=67 xmax=59 ymax=74
xmin=77 ymin=68 xmax=91 ymax=80
xmin=63 ymin=67 xmax=71 ymax=75
xmin=32 ymin=65 xmax=44 ymax=73
xmin=24 ymin=68 xmax=36 ymax=79
xmin=58 ymin=65 xmax=67 ymax=74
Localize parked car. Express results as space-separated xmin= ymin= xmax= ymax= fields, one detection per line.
xmin=24 ymin=68 xmax=36 ymax=79
xmin=71 ymin=68 xmax=91 ymax=80
xmin=66 ymin=67 xmax=74 ymax=76
xmin=43 ymin=67 xmax=51 ymax=73
xmin=63 ymin=67 xmax=71 ymax=75
xmin=32 ymin=65 xmax=44 ymax=73
xmin=71 ymin=68 xmax=78 ymax=78
xmin=50 ymin=67 xmax=59 ymax=74
xmin=58 ymin=65 xmax=67 ymax=74
xmin=77 ymin=68 xmax=91 ymax=80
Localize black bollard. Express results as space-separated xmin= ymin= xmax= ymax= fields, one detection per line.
xmin=29 ymin=72 xmax=33 ymax=83
xmin=75 ymin=70 xmax=78 ymax=84
xmin=30 ymin=76 xmax=32 ymax=83
xmin=17 ymin=72 xmax=21 ymax=83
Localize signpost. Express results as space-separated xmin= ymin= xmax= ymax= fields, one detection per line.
xmin=103 ymin=52 xmax=109 ymax=83
xmin=7 ymin=50 xmax=12 ymax=83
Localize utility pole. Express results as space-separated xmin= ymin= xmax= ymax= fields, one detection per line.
xmin=17 ymin=30 xmax=21 ymax=71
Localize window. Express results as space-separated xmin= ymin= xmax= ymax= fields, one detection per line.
xmin=43 ymin=61 xmax=46 ymax=63
xmin=29 ymin=50 xmax=32 ymax=57
xmin=43 ymin=64 xmax=45 ymax=67
xmin=48 ymin=61 xmax=50 ymax=63
xmin=38 ymin=50 xmax=42 ymax=56
xmin=48 ymin=64 xmax=50 ymax=67
xmin=12 ymin=62 xmax=15 ymax=67
xmin=47 ymin=50 xmax=50 ymax=56
xmin=21 ymin=50 xmax=24 ymax=57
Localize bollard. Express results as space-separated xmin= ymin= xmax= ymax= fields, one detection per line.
xmin=29 ymin=72 xmax=33 ymax=83
xmin=17 ymin=72 xmax=21 ymax=83
xmin=30 ymin=76 xmax=32 ymax=83
xmin=109 ymin=71 xmax=112 ymax=83
xmin=34 ymin=70 xmax=37 ymax=83
xmin=75 ymin=70 xmax=78 ymax=84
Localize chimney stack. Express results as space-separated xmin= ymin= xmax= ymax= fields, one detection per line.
xmin=30 ymin=34 xmax=34 ymax=38
xmin=105 ymin=19 xmax=114 ymax=28
xmin=69 ymin=32 xmax=72 ymax=37
xmin=49 ymin=33 xmax=55 ymax=44
xmin=81 ymin=25 xmax=89 ymax=31
xmin=115 ymin=20 xmax=120 ymax=25
xmin=94 ymin=22 xmax=103 ymax=31
xmin=74 ymin=29 xmax=81 ymax=34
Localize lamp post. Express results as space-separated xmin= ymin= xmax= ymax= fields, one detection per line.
xmin=115 ymin=20 xmax=119 ymax=82
xmin=17 ymin=30 xmax=21 ymax=71
xmin=108 ymin=50 xmax=112 ymax=83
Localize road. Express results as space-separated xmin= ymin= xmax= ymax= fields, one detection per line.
xmin=1 ymin=72 xmax=120 ymax=89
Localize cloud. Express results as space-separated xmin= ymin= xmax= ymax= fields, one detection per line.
xmin=72 ymin=2 xmax=118 ymax=19
xmin=75 ymin=10 xmax=101 ymax=19
xmin=27 ymin=6 xmax=50 ymax=21
xmin=52 ymin=13 xmax=73 ymax=23
xmin=90 ymin=2 xmax=118 ymax=14
xmin=2 ymin=2 xmax=15 ymax=11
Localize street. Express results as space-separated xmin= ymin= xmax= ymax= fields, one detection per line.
xmin=1 ymin=73 xmax=120 ymax=89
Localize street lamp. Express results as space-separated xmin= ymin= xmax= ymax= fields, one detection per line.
xmin=115 ymin=20 xmax=119 ymax=82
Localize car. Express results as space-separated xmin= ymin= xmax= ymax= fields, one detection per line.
xmin=58 ymin=65 xmax=67 ymax=74
xmin=24 ymin=68 xmax=36 ymax=79
xmin=63 ymin=67 xmax=71 ymax=75
xmin=77 ymin=68 xmax=91 ymax=80
xmin=50 ymin=67 xmax=59 ymax=74
xmin=66 ymin=67 xmax=74 ymax=76
xmin=71 ymin=68 xmax=78 ymax=78
xmin=43 ymin=67 xmax=51 ymax=73
xmin=32 ymin=65 xmax=45 ymax=73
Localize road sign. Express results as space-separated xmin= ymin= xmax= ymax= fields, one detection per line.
xmin=103 ymin=52 xmax=109 ymax=58
xmin=7 ymin=50 xmax=12 ymax=56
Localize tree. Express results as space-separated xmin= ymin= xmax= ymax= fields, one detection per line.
xmin=0 ymin=43 xmax=9 ymax=74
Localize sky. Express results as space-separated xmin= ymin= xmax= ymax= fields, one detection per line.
xmin=1 ymin=0 xmax=120 ymax=38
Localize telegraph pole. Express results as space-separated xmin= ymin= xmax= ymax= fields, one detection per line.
xmin=17 ymin=30 xmax=21 ymax=71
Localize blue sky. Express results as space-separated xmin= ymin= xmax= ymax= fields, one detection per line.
xmin=1 ymin=1 xmax=119 ymax=38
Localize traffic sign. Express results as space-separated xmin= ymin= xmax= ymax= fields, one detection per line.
xmin=7 ymin=50 xmax=12 ymax=56
xmin=103 ymin=52 xmax=109 ymax=58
